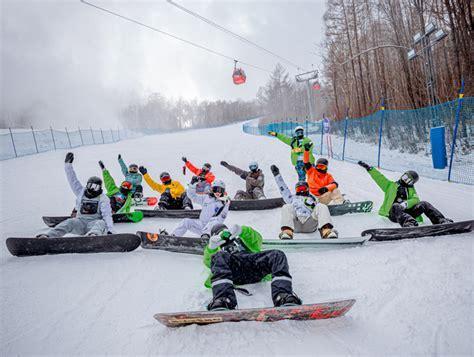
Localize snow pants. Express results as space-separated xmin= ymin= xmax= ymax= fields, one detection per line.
xmin=158 ymin=192 xmax=193 ymax=210
xmin=234 ymin=187 xmax=265 ymax=200
xmin=281 ymin=203 xmax=333 ymax=234
xmin=318 ymin=188 xmax=345 ymax=205
xmin=45 ymin=217 xmax=107 ymax=238
xmin=295 ymin=160 xmax=306 ymax=181
xmin=389 ymin=201 xmax=446 ymax=227
xmin=172 ymin=218 xmax=219 ymax=237
xmin=210 ymin=250 xmax=293 ymax=308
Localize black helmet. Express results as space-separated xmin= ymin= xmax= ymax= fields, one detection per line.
xmin=400 ymin=170 xmax=419 ymax=186
xmin=160 ymin=172 xmax=171 ymax=183
xmin=202 ymin=163 xmax=211 ymax=171
xmin=85 ymin=176 xmax=103 ymax=198
xmin=211 ymin=224 xmax=228 ymax=236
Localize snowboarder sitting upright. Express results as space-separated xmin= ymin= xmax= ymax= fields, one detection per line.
xmin=98 ymin=160 xmax=134 ymax=214
xmin=37 ymin=153 xmax=114 ymax=238
xmin=271 ymin=165 xmax=338 ymax=240
xmin=268 ymin=126 xmax=315 ymax=181
xmin=118 ymin=154 xmax=143 ymax=198
xmin=139 ymin=166 xmax=193 ymax=210
xmin=204 ymin=223 xmax=302 ymax=311
xmin=358 ymin=161 xmax=453 ymax=227
xmin=182 ymin=157 xmax=215 ymax=194
xmin=303 ymin=144 xmax=345 ymax=205
xmin=170 ymin=180 xmax=230 ymax=238
xmin=220 ymin=160 xmax=266 ymax=200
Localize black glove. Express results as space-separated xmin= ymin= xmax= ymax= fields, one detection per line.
xmin=240 ymin=173 xmax=247 ymax=179
xmin=198 ymin=176 xmax=206 ymax=182
xmin=118 ymin=154 xmax=121 ymax=160
xmin=190 ymin=176 xmax=199 ymax=184
xmin=220 ymin=161 xmax=228 ymax=166
xmin=270 ymin=165 xmax=280 ymax=176
xmin=65 ymin=152 xmax=74 ymax=163
xmin=139 ymin=166 xmax=147 ymax=175
xmin=98 ymin=161 xmax=105 ymax=170
xmin=318 ymin=187 xmax=329 ymax=195
xmin=358 ymin=161 xmax=371 ymax=171
xmin=107 ymin=231 xmax=113 ymax=235
xmin=182 ymin=156 xmax=187 ymax=163
xmin=304 ymin=142 xmax=313 ymax=151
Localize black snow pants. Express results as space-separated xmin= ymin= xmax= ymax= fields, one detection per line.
xmin=389 ymin=201 xmax=446 ymax=227
xmin=158 ymin=191 xmax=193 ymax=210
xmin=210 ymin=250 xmax=293 ymax=308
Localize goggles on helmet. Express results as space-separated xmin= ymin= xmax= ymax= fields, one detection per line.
xmin=86 ymin=182 xmax=101 ymax=192
xmin=401 ymin=173 xmax=415 ymax=186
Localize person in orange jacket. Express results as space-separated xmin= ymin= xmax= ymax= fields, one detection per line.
xmin=182 ymin=157 xmax=215 ymax=194
xmin=303 ymin=144 xmax=345 ymax=205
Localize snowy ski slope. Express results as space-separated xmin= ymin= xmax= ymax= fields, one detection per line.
xmin=1 ymin=123 xmax=472 ymax=355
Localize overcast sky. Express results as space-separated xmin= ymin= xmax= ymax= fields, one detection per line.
xmin=1 ymin=0 xmax=326 ymax=127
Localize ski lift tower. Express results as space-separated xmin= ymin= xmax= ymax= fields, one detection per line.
xmin=295 ymin=70 xmax=318 ymax=121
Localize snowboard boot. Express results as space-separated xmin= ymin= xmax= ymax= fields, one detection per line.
xmin=320 ymin=224 xmax=338 ymax=239
xmin=279 ymin=228 xmax=294 ymax=240
xmin=274 ymin=292 xmax=303 ymax=307
xmin=207 ymin=297 xmax=236 ymax=311
xmin=437 ymin=218 xmax=454 ymax=225
xmin=402 ymin=220 xmax=418 ymax=228
xmin=36 ymin=234 xmax=49 ymax=239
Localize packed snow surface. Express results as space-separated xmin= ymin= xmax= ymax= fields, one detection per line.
xmin=1 ymin=123 xmax=472 ymax=355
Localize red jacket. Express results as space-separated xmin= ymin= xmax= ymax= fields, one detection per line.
xmin=303 ymin=151 xmax=338 ymax=196
xmin=185 ymin=161 xmax=215 ymax=184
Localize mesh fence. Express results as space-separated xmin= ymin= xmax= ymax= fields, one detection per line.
xmin=242 ymin=97 xmax=473 ymax=185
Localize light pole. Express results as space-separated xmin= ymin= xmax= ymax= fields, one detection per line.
xmin=295 ymin=70 xmax=318 ymax=121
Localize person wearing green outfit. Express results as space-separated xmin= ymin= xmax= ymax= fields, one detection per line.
xmin=358 ymin=161 xmax=453 ymax=227
xmin=268 ymin=125 xmax=314 ymax=181
xmin=99 ymin=160 xmax=134 ymax=214
xmin=203 ymin=223 xmax=302 ymax=311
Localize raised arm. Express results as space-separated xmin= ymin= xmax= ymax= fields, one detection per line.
xmin=184 ymin=159 xmax=200 ymax=175
xmin=118 ymin=154 xmax=128 ymax=176
xmin=271 ymin=165 xmax=293 ymax=204
xmin=102 ymin=169 xmax=119 ymax=196
xmin=64 ymin=153 xmax=83 ymax=197
xmin=275 ymin=133 xmax=292 ymax=146
xmin=221 ymin=161 xmax=247 ymax=178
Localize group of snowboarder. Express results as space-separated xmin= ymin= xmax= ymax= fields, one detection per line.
xmin=34 ymin=125 xmax=455 ymax=312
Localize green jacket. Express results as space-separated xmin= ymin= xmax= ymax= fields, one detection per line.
xmin=275 ymin=133 xmax=315 ymax=166
xmin=203 ymin=226 xmax=271 ymax=288
xmin=102 ymin=169 xmax=133 ymax=214
xmin=368 ymin=168 xmax=423 ymax=222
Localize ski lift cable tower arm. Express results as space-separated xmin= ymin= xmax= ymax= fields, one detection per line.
xmin=295 ymin=70 xmax=318 ymax=121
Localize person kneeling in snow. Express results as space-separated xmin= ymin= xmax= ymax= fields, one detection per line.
xmin=98 ymin=160 xmax=134 ymax=214
xmin=37 ymin=153 xmax=114 ymax=238
xmin=182 ymin=156 xmax=215 ymax=194
xmin=220 ymin=160 xmax=266 ymax=200
xmin=303 ymin=144 xmax=346 ymax=205
xmin=204 ymin=223 xmax=302 ymax=311
xmin=170 ymin=180 xmax=230 ymax=237
xmin=271 ymin=165 xmax=338 ymax=240
xmin=139 ymin=166 xmax=193 ymax=210
xmin=358 ymin=161 xmax=453 ymax=227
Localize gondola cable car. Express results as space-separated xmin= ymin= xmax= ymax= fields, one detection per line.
xmin=232 ymin=60 xmax=246 ymax=85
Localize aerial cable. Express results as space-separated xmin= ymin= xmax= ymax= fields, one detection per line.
xmin=166 ymin=0 xmax=307 ymax=72
xmin=80 ymin=0 xmax=272 ymax=73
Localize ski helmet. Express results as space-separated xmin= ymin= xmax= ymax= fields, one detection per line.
xmin=294 ymin=125 xmax=304 ymax=139
xmin=85 ymin=176 xmax=103 ymax=197
xmin=295 ymin=181 xmax=309 ymax=195
xmin=316 ymin=158 xmax=328 ymax=173
xmin=211 ymin=223 xmax=228 ymax=236
xmin=129 ymin=164 xmax=139 ymax=173
xmin=202 ymin=163 xmax=211 ymax=172
xmin=211 ymin=179 xmax=226 ymax=196
xmin=120 ymin=181 xmax=132 ymax=194
xmin=160 ymin=172 xmax=171 ymax=183
xmin=248 ymin=161 xmax=258 ymax=172
xmin=400 ymin=170 xmax=419 ymax=186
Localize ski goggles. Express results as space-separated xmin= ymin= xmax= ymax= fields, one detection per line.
xmin=212 ymin=186 xmax=225 ymax=195
xmin=86 ymin=182 xmax=101 ymax=192
xmin=316 ymin=163 xmax=327 ymax=171
xmin=249 ymin=164 xmax=258 ymax=171
xmin=160 ymin=175 xmax=171 ymax=183
xmin=400 ymin=173 xmax=415 ymax=186
xmin=129 ymin=165 xmax=139 ymax=173
xmin=295 ymin=185 xmax=308 ymax=193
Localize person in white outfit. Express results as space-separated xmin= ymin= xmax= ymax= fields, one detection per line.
xmin=37 ymin=152 xmax=114 ymax=238
xmin=171 ymin=179 xmax=230 ymax=238
xmin=270 ymin=165 xmax=338 ymax=239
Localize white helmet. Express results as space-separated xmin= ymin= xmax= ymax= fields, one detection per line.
xmin=212 ymin=179 xmax=226 ymax=190
xmin=294 ymin=125 xmax=304 ymax=133
xmin=249 ymin=161 xmax=258 ymax=171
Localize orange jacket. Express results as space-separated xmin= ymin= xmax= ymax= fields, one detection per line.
xmin=185 ymin=161 xmax=215 ymax=184
xmin=303 ymin=151 xmax=338 ymax=196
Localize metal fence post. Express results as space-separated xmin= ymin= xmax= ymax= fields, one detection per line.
xmin=448 ymin=80 xmax=465 ymax=182
xmin=78 ymin=127 xmax=84 ymax=145
xmin=110 ymin=128 xmax=114 ymax=142
xmin=65 ymin=127 xmax=72 ymax=148
xmin=377 ymin=98 xmax=385 ymax=168
xmin=100 ymin=128 xmax=105 ymax=143
xmin=342 ymin=108 xmax=349 ymax=161
xmin=50 ymin=126 xmax=57 ymax=150
xmin=117 ymin=127 xmax=121 ymax=141
xmin=30 ymin=126 xmax=39 ymax=153
xmin=8 ymin=127 xmax=18 ymax=157
xmin=320 ymin=115 xmax=324 ymax=155
xmin=90 ymin=127 xmax=95 ymax=144
xmin=305 ymin=116 xmax=308 ymax=135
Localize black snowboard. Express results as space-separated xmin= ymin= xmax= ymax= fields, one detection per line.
xmin=42 ymin=212 xmax=143 ymax=227
xmin=362 ymin=219 xmax=474 ymax=241
xmin=229 ymin=198 xmax=284 ymax=211
xmin=138 ymin=231 xmax=206 ymax=255
xmin=328 ymin=201 xmax=373 ymax=216
xmin=136 ymin=209 xmax=201 ymax=219
xmin=6 ymin=234 xmax=141 ymax=257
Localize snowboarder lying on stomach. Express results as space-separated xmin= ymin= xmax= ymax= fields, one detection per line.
xmin=220 ymin=160 xmax=266 ymax=200
xmin=139 ymin=166 xmax=193 ymax=210
xmin=358 ymin=161 xmax=453 ymax=227
xmin=98 ymin=160 xmax=134 ymax=214
xmin=271 ymin=164 xmax=338 ymax=240
xmin=203 ymin=223 xmax=302 ymax=311
xmin=37 ymin=153 xmax=114 ymax=238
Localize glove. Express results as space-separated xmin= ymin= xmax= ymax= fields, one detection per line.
xmin=208 ymin=234 xmax=226 ymax=250
xmin=304 ymin=142 xmax=313 ymax=151
xmin=107 ymin=231 xmax=114 ymax=235
xmin=268 ymin=131 xmax=277 ymax=137
xmin=270 ymin=165 xmax=280 ymax=176
xmin=118 ymin=154 xmax=121 ymax=160
xmin=98 ymin=161 xmax=105 ymax=170
xmin=220 ymin=161 xmax=228 ymax=166
xmin=358 ymin=161 xmax=371 ymax=171
xmin=318 ymin=187 xmax=329 ymax=195
xmin=198 ymin=176 xmax=206 ymax=182
xmin=182 ymin=156 xmax=187 ymax=163
xmin=399 ymin=201 xmax=408 ymax=210
xmin=65 ymin=152 xmax=74 ymax=163
xmin=190 ymin=176 xmax=199 ymax=185
xmin=139 ymin=166 xmax=147 ymax=175
xmin=240 ymin=173 xmax=247 ymax=179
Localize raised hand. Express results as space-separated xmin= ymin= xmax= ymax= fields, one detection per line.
xmin=270 ymin=165 xmax=280 ymax=176
xmin=65 ymin=152 xmax=74 ymax=163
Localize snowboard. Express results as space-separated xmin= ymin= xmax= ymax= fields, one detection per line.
xmin=42 ymin=211 xmax=144 ymax=227
xmin=229 ymin=198 xmax=284 ymax=211
xmin=155 ymin=299 xmax=356 ymax=327
xmin=328 ymin=201 xmax=373 ymax=216
xmin=262 ymin=237 xmax=368 ymax=249
xmin=6 ymin=233 xmax=141 ymax=257
xmin=132 ymin=196 xmax=158 ymax=206
xmin=362 ymin=219 xmax=474 ymax=241
xmin=136 ymin=209 xmax=201 ymax=219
